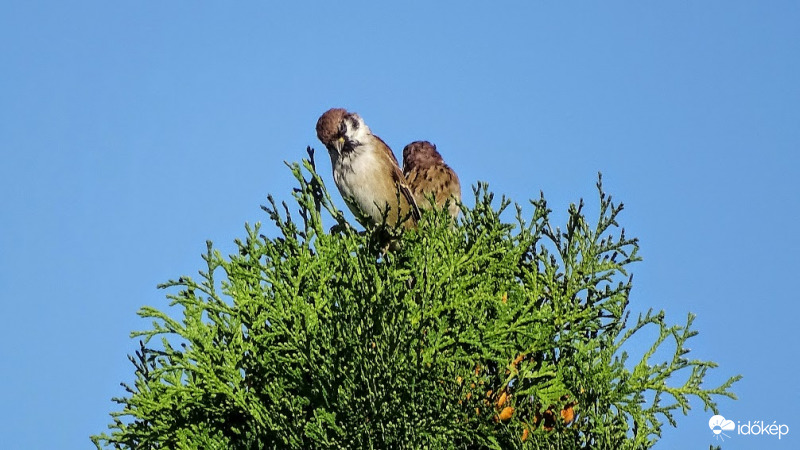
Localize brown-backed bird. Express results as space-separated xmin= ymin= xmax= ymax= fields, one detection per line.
xmin=402 ymin=140 xmax=461 ymax=219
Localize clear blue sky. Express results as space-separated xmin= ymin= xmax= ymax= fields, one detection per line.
xmin=1 ymin=2 xmax=798 ymax=448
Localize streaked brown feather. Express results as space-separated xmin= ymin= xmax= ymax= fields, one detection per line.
xmin=402 ymin=140 xmax=461 ymax=218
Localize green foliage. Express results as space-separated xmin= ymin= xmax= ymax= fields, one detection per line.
xmin=93 ymin=148 xmax=740 ymax=449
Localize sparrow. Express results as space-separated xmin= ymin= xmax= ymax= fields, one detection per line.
xmin=402 ymin=140 xmax=461 ymax=219
xmin=316 ymin=108 xmax=419 ymax=229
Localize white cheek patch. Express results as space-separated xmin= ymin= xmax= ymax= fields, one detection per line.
xmin=344 ymin=117 xmax=371 ymax=145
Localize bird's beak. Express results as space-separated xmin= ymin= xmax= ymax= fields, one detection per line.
xmin=333 ymin=137 xmax=345 ymax=154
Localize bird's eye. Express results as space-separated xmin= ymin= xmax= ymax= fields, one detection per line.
xmin=338 ymin=122 xmax=347 ymax=135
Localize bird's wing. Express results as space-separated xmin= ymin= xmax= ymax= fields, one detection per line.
xmin=374 ymin=135 xmax=402 ymax=166
xmin=398 ymin=175 xmax=421 ymax=222
xmin=374 ymin=134 xmax=420 ymax=223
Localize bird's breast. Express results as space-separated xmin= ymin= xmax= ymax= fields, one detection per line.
xmin=333 ymin=145 xmax=398 ymax=221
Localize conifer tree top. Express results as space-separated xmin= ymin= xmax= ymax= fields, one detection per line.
xmin=93 ymin=148 xmax=740 ymax=450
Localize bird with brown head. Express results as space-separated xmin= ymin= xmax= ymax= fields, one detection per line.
xmin=402 ymin=140 xmax=461 ymax=219
xmin=316 ymin=108 xmax=419 ymax=229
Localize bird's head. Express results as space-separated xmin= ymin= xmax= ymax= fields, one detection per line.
xmin=402 ymin=140 xmax=443 ymax=170
xmin=316 ymin=108 xmax=371 ymax=156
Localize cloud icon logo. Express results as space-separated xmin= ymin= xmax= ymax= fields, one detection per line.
xmin=709 ymin=415 xmax=735 ymax=441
